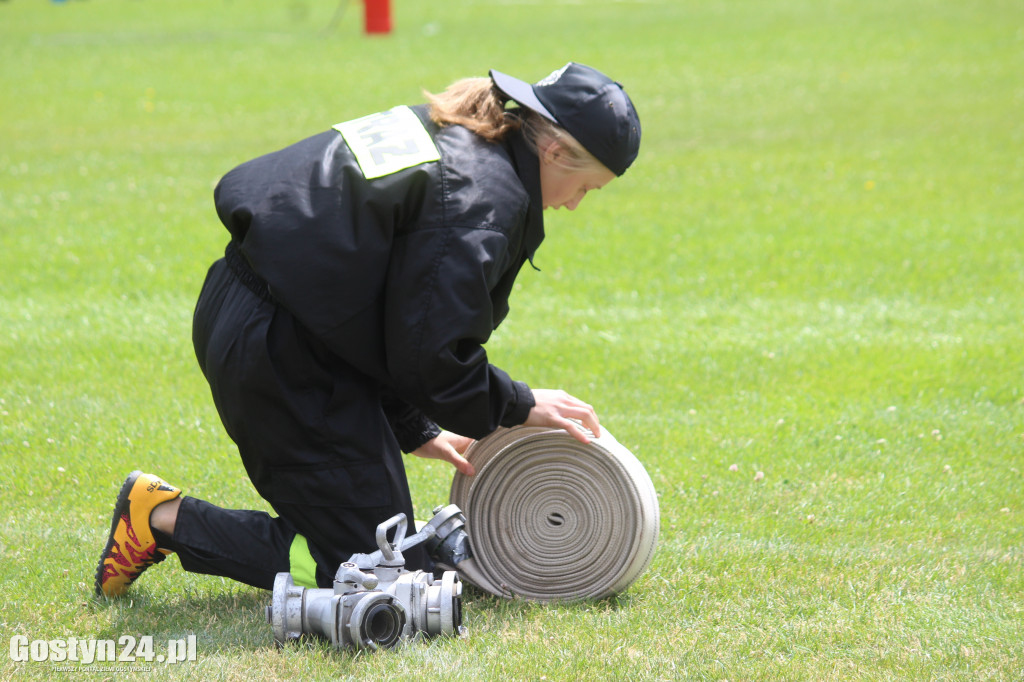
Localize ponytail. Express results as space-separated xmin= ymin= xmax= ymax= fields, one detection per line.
xmin=425 ymin=78 xmax=520 ymax=141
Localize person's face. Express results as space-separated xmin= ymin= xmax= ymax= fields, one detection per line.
xmin=538 ymin=143 xmax=616 ymax=211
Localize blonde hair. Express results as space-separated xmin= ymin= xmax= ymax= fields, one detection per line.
xmin=425 ymin=77 xmax=606 ymax=172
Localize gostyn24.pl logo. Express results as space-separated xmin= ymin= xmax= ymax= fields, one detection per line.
xmin=9 ymin=634 xmax=197 ymax=665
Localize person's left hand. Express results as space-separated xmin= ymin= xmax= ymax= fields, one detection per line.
xmin=411 ymin=431 xmax=476 ymax=476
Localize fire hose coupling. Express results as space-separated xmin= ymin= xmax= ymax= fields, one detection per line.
xmin=266 ymin=507 xmax=469 ymax=650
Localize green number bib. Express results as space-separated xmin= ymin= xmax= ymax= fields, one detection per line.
xmin=334 ymin=105 xmax=441 ymax=179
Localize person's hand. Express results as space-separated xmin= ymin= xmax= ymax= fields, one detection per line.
xmin=524 ymin=389 xmax=601 ymax=443
xmin=411 ymin=431 xmax=476 ymax=476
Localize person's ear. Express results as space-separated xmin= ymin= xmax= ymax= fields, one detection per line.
xmin=540 ymin=139 xmax=561 ymax=166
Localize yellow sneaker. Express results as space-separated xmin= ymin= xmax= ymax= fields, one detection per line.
xmin=94 ymin=471 xmax=181 ymax=598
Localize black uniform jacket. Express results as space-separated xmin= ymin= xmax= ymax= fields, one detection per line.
xmin=213 ymin=104 xmax=542 ymax=448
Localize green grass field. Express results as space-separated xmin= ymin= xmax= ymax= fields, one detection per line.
xmin=2 ymin=0 xmax=1022 ymax=679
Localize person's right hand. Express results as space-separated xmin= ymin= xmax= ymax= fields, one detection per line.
xmin=524 ymin=389 xmax=601 ymax=443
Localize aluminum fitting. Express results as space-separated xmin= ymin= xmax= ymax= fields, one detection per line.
xmin=266 ymin=508 xmax=466 ymax=650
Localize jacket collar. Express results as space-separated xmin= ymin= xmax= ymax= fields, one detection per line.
xmin=507 ymin=132 xmax=545 ymax=269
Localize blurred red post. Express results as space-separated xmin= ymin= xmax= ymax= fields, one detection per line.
xmin=364 ymin=0 xmax=391 ymax=34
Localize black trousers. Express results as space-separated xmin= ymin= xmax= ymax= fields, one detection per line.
xmin=162 ymin=496 xmax=294 ymax=588
xmin=168 ymin=254 xmax=428 ymax=589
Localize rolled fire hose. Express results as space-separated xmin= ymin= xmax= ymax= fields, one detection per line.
xmin=449 ymin=425 xmax=659 ymax=602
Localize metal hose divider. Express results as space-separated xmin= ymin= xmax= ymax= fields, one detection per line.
xmin=449 ymin=425 xmax=659 ymax=602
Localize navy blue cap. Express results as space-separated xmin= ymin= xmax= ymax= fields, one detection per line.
xmin=490 ymin=62 xmax=641 ymax=176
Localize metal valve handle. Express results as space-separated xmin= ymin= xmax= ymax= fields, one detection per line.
xmin=375 ymin=514 xmax=407 ymax=565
